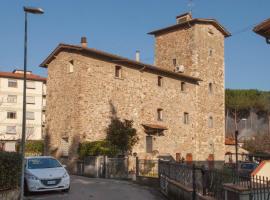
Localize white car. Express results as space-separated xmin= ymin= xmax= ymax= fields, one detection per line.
xmin=24 ymin=156 xmax=70 ymax=193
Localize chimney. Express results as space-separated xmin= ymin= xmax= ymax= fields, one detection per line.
xmin=135 ymin=50 xmax=140 ymax=62
xmin=81 ymin=37 xmax=87 ymax=48
xmin=176 ymin=12 xmax=192 ymax=24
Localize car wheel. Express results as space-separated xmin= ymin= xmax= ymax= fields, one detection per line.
xmin=63 ymin=186 xmax=70 ymax=193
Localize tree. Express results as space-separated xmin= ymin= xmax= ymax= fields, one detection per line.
xmin=106 ymin=118 xmax=139 ymax=155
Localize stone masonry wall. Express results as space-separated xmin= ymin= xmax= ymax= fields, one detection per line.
xmin=154 ymin=23 xmax=225 ymax=160
xmin=46 ymin=51 xmax=200 ymax=163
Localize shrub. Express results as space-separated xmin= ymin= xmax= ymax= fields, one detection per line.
xmin=16 ymin=140 xmax=44 ymax=156
xmin=106 ymin=118 xmax=138 ymax=154
xmin=0 ymin=152 xmax=22 ymax=190
xmin=78 ymin=140 xmax=119 ymax=158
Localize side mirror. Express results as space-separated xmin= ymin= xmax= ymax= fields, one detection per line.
xmin=62 ymin=165 xmax=67 ymax=168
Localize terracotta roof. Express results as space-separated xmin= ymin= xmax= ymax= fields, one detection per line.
xmin=39 ymin=44 xmax=201 ymax=83
xmin=142 ymin=124 xmax=168 ymax=130
xmin=0 ymin=71 xmax=46 ymax=82
xmin=253 ymin=18 xmax=270 ymax=38
xmin=148 ymin=18 xmax=231 ymax=37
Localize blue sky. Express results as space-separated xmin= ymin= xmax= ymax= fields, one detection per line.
xmin=0 ymin=0 xmax=269 ymax=90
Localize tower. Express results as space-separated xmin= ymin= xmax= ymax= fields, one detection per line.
xmin=149 ymin=13 xmax=231 ymax=160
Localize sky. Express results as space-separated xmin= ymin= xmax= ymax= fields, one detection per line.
xmin=0 ymin=0 xmax=269 ymax=90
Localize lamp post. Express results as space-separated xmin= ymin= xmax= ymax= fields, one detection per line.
xmin=235 ymin=130 xmax=239 ymax=175
xmin=20 ymin=6 xmax=44 ymax=200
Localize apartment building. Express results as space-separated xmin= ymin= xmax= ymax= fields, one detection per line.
xmin=0 ymin=70 xmax=46 ymax=151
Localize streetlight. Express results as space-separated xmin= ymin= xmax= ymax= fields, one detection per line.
xmin=20 ymin=6 xmax=44 ymax=200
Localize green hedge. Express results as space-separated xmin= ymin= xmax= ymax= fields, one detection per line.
xmin=0 ymin=152 xmax=22 ymax=190
xmin=78 ymin=140 xmax=119 ymax=158
xmin=16 ymin=140 xmax=44 ymax=156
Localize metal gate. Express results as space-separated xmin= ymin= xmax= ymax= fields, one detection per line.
xmin=105 ymin=157 xmax=128 ymax=179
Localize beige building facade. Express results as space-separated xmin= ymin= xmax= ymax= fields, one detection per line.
xmin=41 ymin=13 xmax=230 ymax=164
xmin=0 ymin=70 xmax=46 ymax=151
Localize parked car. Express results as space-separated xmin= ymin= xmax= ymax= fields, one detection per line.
xmin=238 ymin=162 xmax=258 ymax=176
xmin=24 ymin=156 xmax=70 ymax=193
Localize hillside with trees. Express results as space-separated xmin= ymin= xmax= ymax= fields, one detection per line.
xmin=225 ymin=89 xmax=270 ymax=154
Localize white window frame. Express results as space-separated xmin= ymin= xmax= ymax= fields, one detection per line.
xmin=8 ymin=79 xmax=17 ymax=88
xmin=26 ymin=112 xmax=35 ymax=120
xmin=26 ymin=81 xmax=36 ymax=89
xmin=7 ymin=95 xmax=17 ymax=103
xmin=7 ymin=111 xmax=16 ymax=119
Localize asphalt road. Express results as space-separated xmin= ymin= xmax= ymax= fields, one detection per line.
xmin=24 ymin=175 xmax=165 ymax=200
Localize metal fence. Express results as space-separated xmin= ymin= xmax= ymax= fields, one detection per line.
xmin=159 ymin=160 xmax=270 ymax=200
xmin=136 ymin=158 xmax=158 ymax=177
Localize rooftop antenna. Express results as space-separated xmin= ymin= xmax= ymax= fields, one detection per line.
xmin=187 ymin=0 xmax=194 ymax=14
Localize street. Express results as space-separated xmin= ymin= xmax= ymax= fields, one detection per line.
xmin=24 ymin=175 xmax=165 ymax=200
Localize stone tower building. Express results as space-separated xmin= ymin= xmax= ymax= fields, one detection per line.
xmin=149 ymin=12 xmax=231 ymax=160
xmin=40 ymin=13 xmax=230 ymax=165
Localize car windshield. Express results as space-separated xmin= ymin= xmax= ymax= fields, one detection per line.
xmin=27 ymin=158 xmax=62 ymax=169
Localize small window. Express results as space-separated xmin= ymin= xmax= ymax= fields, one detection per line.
xmin=209 ymin=49 xmax=213 ymax=56
xmin=6 ymin=126 xmax=16 ymax=134
xmin=157 ymin=108 xmax=163 ymax=121
xmin=26 ymin=81 xmax=35 ymax=89
xmin=26 ymin=96 xmax=35 ymax=104
xmin=26 ymin=112 xmax=35 ymax=120
xmin=61 ymin=138 xmax=69 ymax=157
xmin=173 ymin=58 xmax=177 ymax=66
xmin=115 ymin=66 xmax=122 ymax=78
xmin=8 ymin=79 xmax=17 ymax=88
xmin=7 ymin=112 xmax=16 ymax=119
xmin=68 ymin=60 xmax=74 ymax=73
xmin=181 ymin=82 xmax=186 ymax=92
xmin=208 ymin=116 xmax=213 ymax=128
xmin=184 ymin=112 xmax=189 ymax=124
xmin=146 ymin=135 xmax=153 ymax=153
xmin=7 ymin=95 xmax=17 ymax=103
xmin=209 ymin=83 xmax=213 ymax=94
xmin=157 ymin=76 xmax=163 ymax=87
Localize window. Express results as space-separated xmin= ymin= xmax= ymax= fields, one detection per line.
xmin=7 ymin=112 xmax=16 ymax=119
xmin=68 ymin=60 xmax=74 ymax=73
xmin=7 ymin=95 xmax=17 ymax=103
xmin=181 ymin=82 xmax=186 ymax=92
xmin=146 ymin=136 xmax=153 ymax=153
xmin=6 ymin=126 xmax=16 ymax=134
xmin=60 ymin=137 xmax=69 ymax=157
xmin=115 ymin=66 xmax=122 ymax=78
xmin=208 ymin=116 xmax=213 ymax=128
xmin=209 ymin=48 xmax=213 ymax=56
xmin=157 ymin=76 xmax=163 ymax=87
xmin=173 ymin=58 xmax=177 ymax=66
xmin=157 ymin=109 xmax=163 ymax=121
xmin=26 ymin=96 xmax=35 ymax=104
xmin=8 ymin=79 xmax=17 ymax=88
xmin=209 ymin=83 xmax=213 ymax=94
xmin=26 ymin=81 xmax=35 ymax=89
xmin=26 ymin=112 xmax=35 ymax=120
xmin=184 ymin=112 xmax=189 ymax=124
